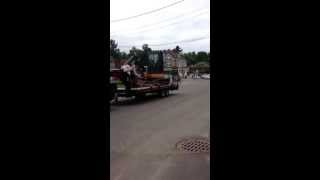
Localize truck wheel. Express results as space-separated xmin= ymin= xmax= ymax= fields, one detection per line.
xmin=136 ymin=94 xmax=145 ymax=100
xmin=165 ymin=90 xmax=169 ymax=96
xmin=114 ymin=93 xmax=118 ymax=103
xmin=158 ymin=90 xmax=166 ymax=97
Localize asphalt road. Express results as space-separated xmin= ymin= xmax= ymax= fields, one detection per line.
xmin=110 ymin=78 xmax=210 ymax=180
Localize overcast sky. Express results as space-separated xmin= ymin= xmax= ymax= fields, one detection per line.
xmin=110 ymin=0 xmax=210 ymax=53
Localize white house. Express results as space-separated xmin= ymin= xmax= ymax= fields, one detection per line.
xmin=176 ymin=55 xmax=189 ymax=76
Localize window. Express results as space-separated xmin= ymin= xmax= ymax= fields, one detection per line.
xmin=148 ymin=54 xmax=159 ymax=64
xmin=147 ymin=53 xmax=163 ymax=73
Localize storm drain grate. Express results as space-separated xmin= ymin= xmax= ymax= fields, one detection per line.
xmin=176 ymin=137 xmax=210 ymax=153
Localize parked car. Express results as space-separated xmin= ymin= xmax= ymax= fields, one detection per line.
xmin=201 ymin=74 xmax=210 ymax=79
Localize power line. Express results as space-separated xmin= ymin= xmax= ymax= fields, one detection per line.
xmin=111 ymin=11 xmax=209 ymax=36
xmin=118 ymin=35 xmax=209 ymax=48
xmin=111 ymin=0 xmax=185 ymax=23
xmin=110 ymin=8 xmax=209 ymax=34
xmin=111 ymin=11 xmax=209 ymax=37
xmin=149 ymin=36 xmax=209 ymax=46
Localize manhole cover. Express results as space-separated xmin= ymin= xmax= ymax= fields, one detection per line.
xmin=176 ymin=137 xmax=210 ymax=153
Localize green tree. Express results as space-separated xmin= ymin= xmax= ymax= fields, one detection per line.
xmin=120 ymin=52 xmax=128 ymax=59
xmin=183 ymin=52 xmax=196 ymax=66
xmin=196 ymin=51 xmax=209 ymax=63
xmin=110 ymin=39 xmax=120 ymax=59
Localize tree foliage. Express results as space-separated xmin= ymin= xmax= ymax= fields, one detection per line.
xmin=182 ymin=51 xmax=209 ymax=66
xmin=110 ymin=39 xmax=120 ymax=59
xmin=119 ymin=52 xmax=128 ymax=59
xmin=196 ymin=51 xmax=209 ymax=62
xmin=109 ymin=39 xmax=209 ymax=66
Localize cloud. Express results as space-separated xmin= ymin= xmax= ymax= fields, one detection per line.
xmin=110 ymin=0 xmax=210 ymax=53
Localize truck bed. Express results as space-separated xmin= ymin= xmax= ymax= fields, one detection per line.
xmin=116 ymin=83 xmax=170 ymax=97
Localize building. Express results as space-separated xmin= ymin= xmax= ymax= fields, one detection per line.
xmin=163 ymin=50 xmax=178 ymax=68
xmin=176 ymin=55 xmax=189 ymax=76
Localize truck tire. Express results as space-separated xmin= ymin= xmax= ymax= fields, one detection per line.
xmin=158 ymin=90 xmax=166 ymax=97
xmin=114 ymin=92 xmax=118 ymax=103
xmin=135 ymin=93 xmax=145 ymax=100
xmin=165 ymin=89 xmax=169 ymax=96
